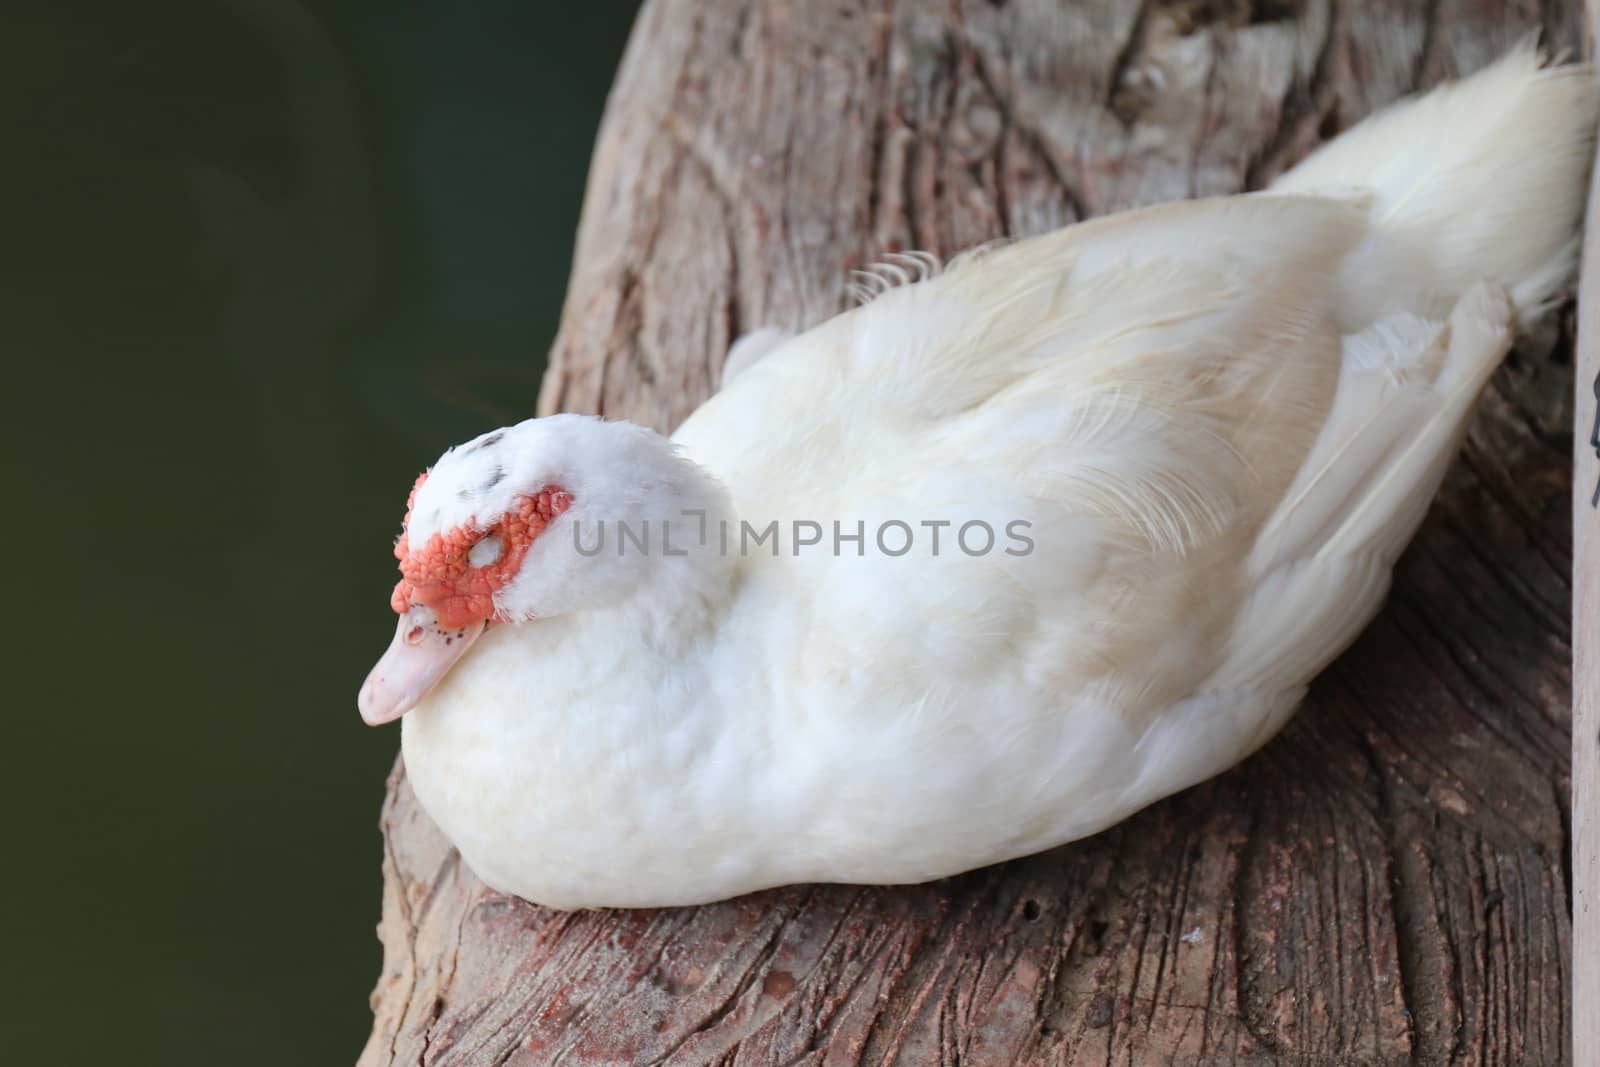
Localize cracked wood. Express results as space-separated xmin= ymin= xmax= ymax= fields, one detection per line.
xmin=361 ymin=1 xmax=1585 ymax=1063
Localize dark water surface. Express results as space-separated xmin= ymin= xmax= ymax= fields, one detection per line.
xmin=4 ymin=3 xmax=640 ymax=1061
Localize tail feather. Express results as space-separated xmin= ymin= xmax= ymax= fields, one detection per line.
xmin=1210 ymin=283 xmax=1517 ymax=695
xmin=1271 ymin=40 xmax=1599 ymax=327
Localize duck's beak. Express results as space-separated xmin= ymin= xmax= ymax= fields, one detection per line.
xmin=358 ymin=608 xmax=486 ymax=725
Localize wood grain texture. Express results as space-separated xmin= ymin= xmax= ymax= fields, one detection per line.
xmin=1573 ymin=8 xmax=1600 ymax=1067
xmin=360 ymin=2 xmax=1586 ymax=1063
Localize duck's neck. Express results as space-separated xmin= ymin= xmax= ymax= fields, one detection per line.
xmin=579 ymin=534 xmax=738 ymax=658
xmin=400 ymin=519 xmax=766 ymax=907
xmin=425 ymin=480 xmax=748 ymax=728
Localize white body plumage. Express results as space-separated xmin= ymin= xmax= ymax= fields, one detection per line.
xmin=363 ymin=48 xmax=1599 ymax=909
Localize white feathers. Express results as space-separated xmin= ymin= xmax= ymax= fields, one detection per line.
xmin=1272 ymin=41 xmax=1599 ymax=326
xmin=845 ymin=249 xmax=944 ymax=305
xmin=987 ymin=383 xmax=1244 ymax=555
xmin=390 ymin=51 xmax=1596 ymax=909
xmin=721 ymin=326 xmax=792 ymax=386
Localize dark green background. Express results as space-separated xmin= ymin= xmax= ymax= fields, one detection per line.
xmin=3 ymin=3 xmax=641 ymax=1062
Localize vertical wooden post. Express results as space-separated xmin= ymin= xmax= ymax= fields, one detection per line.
xmin=1575 ymin=10 xmax=1600 ymax=1066
xmin=1575 ymin=31 xmax=1600 ymax=1067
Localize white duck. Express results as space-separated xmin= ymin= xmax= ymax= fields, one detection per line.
xmin=360 ymin=47 xmax=1598 ymax=910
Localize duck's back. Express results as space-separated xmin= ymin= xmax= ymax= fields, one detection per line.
xmin=665 ymin=47 xmax=1596 ymax=884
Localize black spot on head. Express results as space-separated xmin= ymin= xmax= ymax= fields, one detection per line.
xmin=462 ymin=430 xmax=506 ymax=456
xmin=482 ymin=464 xmax=506 ymax=492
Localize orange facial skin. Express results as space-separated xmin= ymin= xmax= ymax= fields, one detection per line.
xmin=391 ymin=471 xmax=574 ymax=629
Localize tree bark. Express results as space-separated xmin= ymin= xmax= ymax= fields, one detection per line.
xmin=360 ymin=2 xmax=1586 ymax=1063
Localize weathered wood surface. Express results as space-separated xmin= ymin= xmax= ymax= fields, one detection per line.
xmin=360 ymin=2 xmax=1586 ymax=1063
xmin=1572 ymin=5 xmax=1600 ymax=1063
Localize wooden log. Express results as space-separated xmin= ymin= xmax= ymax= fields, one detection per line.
xmin=1573 ymin=7 xmax=1600 ymax=1066
xmin=360 ymin=2 xmax=1586 ymax=1063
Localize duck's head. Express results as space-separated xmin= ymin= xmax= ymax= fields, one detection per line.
xmin=357 ymin=413 xmax=727 ymax=725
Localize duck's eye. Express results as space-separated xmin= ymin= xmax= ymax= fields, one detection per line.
xmin=468 ymin=533 xmax=503 ymax=568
